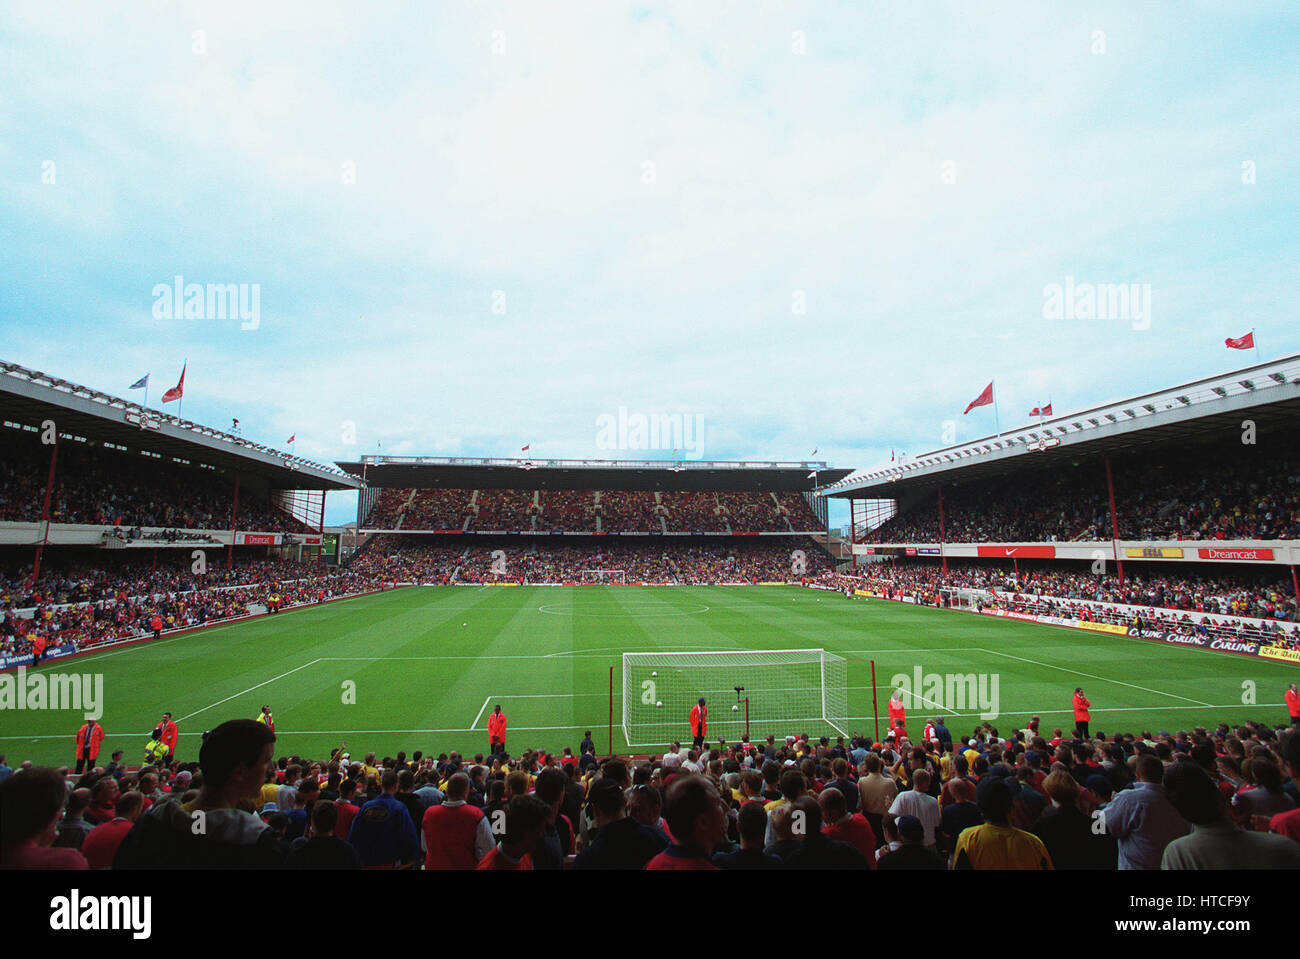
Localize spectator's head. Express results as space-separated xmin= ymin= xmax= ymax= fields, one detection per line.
xmin=975 ymin=776 xmax=1014 ymax=825
xmin=533 ymin=767 xmax=567 ymax=817
xmin=115 ymin=791 xmax=145 ymax=822
xmin=663 ymin=775 xmax=727 ymax=850
xmin=502 ymin=795 xmax=549 ymax=853
xmin=0 ymin=768 xmax=67 ymax=848
xmin=736 ymin=800 xmax=768 ymax=848
xmin=585 ymin=778 xmax=626 ymax=828
xmin=792 ymin=795 xmax=822 ymax=836
xmin=64 ymin=788 xmax=91 ymax=819
xmin=445 ymin=772 xmax=470 ymax=800
xmin=818 ymin=785 xmax=847 ymax=824
xmin=91 ymin=776 xmax=120 ymax=806
xmin=895 ymin=814 xmax=925 ymax=845
xmin=779 ymin=768 xmax=805 ymax=801
xmin=1042 ymin=770 xmax=1080 ymax=806
xmin=1163 ymin=763 xmax=1223 ymax=827
xmin=310 ymin=799 xmax=339 ymax=836
xmin=1134 ymin=754 xmax=1164 ymax=786
xmin=380 ymin=770 xmax=399 ymax=794
xmin=627 ymin=784 xmax=661 ymax=827
xmin=198 ymin=720 xmax=276 ymax=806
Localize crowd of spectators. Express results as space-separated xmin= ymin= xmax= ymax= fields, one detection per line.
xmin=835 ymin=561 xmax=1300 ymax=648
xmin=0 ymin=431 xmax=312 ymax=533
xmin=471 ymin=489 xmax=535 ymax=531
xmin=351 ymin=536 xmax=834 ymax=584
xmin=0 ymin=555 xmax=385 ymax=659
xmin=362 ymin=488 xmax=822 ymax=534
xmin=5 ymin=713 xmax=1297 ymax=870
xmin=539 ymin=489 xmax=597 ymax=531
xmin=864 ymin=448 xmax=1300 ymax=544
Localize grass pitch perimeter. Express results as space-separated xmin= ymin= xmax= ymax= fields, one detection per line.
xmin=2 ymin=586 xmax=1293 ymax=767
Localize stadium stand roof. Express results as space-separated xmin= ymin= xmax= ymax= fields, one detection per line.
xmin=336 ymin=456 xmax=851 ymax=492
xmin=0 ymin=359 xmax=360 ymax=491
xmin=827 ymin=352 xmax=1300 ymax=499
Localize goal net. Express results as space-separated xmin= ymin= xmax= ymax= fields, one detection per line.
xmin=581 ymin=569 xmax=626 ymax=584
xmin=621 ymin=649 xmax=849 ymax=748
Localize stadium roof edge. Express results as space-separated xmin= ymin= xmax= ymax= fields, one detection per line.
xmin=0 ymin=359 xmax=360 ymax=491
xmin=336 ymin=457 xmax=853 ymax=492
xmin=828 ymin=351 xmax=1300 ymax=498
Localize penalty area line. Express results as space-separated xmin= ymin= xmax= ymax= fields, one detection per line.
xmin=175 ymin=659 xmax=322 ymax=724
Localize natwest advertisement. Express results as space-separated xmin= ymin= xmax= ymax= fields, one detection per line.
xmin=1197 ymin=547 xmax=1275 ymax=561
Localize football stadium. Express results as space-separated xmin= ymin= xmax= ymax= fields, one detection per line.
xmin=2 ymin=3 xmax=1298 ymax=924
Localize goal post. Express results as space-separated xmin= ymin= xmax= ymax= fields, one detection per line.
xmin=620 ymin=649 xmax=849 ymax=749
xmin=581 ymin=568 xmax=626 ymax=584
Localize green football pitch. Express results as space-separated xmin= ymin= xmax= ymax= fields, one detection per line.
xmin=3 ymin=586 xmax=1294 ymax=768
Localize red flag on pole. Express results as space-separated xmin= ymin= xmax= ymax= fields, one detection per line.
xmin=1225 ymin=332 xmax=1254 ymax=350
xmin=963 ymin=382 xmax=994 ymax=415
xmin=1030 ymin=403 xmax=1053 ymax=417
xmin=521 ymin=444 xmax=530 ymax=452
xmin=1042 ymin=403 xmax=1052 ymax=416
xmin=286 ymin=435 xmax=295 ymax=445
xmin=161 ymin=363 xmax=186 ymax=403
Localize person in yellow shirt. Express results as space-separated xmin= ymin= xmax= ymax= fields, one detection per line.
xmin=258 ymin=771 xmax=280 ymax=811
xmin=953 ymin=776 xmax=1052 ymax=870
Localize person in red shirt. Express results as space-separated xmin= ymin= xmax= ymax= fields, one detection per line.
xmin=422 ymin=773 xmax=493 ymax=869
xmin=159 ymin=712 xmax=179 ymax=762
xmin=333 ymin=780 xmax=361 ymax=839
xmin=150 ymin=614 xmax=163 ymax=640
xmin=690 ymin=698 xmax=708 ymax=749
xmin=1072 ymin=688 xmax=1091 ymax=740
xmin=487 ymin=705 xmax=507 ymax=757
xmin=0 ymin=768 xmax=89 ymax=870
xmin=31 ymin=634 xmax=47 ymax=666
xmin=1269 ymin=733 xmax=1300 ymax=845
xmin=81 ymin=791 xmax=145 ymax=869
xmin=1286 ymin=684 xmax=1299 ymax=728
xmin=477 ymin=795 xmax=548 ymax=870
xmin=75 ymin=719 xmax=105 ymax=774
xmin=819 ymin=786 xmax=877 ymax=866
xmin=645 ymin=775 xmax=726 ymax=870
xmin=888 ymin=691 xmax=907 ymax=742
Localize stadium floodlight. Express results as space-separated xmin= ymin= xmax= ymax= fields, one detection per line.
xmin=620 ymin=649 xmax=849 ymax=748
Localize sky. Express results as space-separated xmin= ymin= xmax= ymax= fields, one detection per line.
xmin=1 ymin=1 xmax=1297 ymax=527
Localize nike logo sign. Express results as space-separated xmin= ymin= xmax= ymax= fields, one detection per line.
xmin=1005 ymin=549 xmax=1018 ymax=555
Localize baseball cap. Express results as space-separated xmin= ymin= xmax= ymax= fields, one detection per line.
xmin=897 ymin=815 xmax=924 ymax=843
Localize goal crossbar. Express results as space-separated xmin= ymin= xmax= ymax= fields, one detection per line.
xmin=620 ymin=648 xmax=849 ymax=748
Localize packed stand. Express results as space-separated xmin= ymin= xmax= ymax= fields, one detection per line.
xmin=5 ymin=710 xmax=1298 ymax=870
xmin=0 ymin=554 xmax=389 ymax=659
xmin=837 ymin=561 xmax=1300 ymax=648
xmin=0 ymin=429 xmax=312 ymax=533
xmin=864 ymin=442 xmax=1300 ymax=544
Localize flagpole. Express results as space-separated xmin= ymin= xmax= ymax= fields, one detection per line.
xmin=1253 ymin=328 xmax=1259 ymax=363
xmin=993 ymin=381 xmax=1001 ymax=438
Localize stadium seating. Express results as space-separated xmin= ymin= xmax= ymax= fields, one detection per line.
xmin=0 ymin=430 xmax=312 ymax=533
